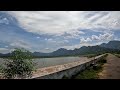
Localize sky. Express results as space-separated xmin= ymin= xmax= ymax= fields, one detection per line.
xmin=0 ymin=11 xmax=120 ymax=54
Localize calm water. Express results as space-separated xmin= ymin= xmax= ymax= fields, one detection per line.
xmin=0 ymin=56 xmax=87 ymax=69
xmin=34 ymin=57 xmax=87 ymax=68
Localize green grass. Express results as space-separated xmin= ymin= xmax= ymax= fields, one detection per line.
xmin=72 ymin=65 xmax=103 ymax=79
xmin=71 ymin=54 xmax=107 ymax=79
xmin=74 ymin=69 xmax=100 ymax=79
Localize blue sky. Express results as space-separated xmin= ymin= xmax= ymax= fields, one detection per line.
xmin=0 ymin=11 xmax=120 ymax=53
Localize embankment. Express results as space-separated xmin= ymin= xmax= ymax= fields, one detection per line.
xmin=32 ymin=54 xmax=106 ymax=79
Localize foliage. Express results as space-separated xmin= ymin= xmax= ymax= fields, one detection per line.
xmin=74 ymin=69 xmax=99 ymax=79
xmin=72 ymin=54 xmax=107 ymax=79
xmin=1 ymin=48 xmax=35 ymax=79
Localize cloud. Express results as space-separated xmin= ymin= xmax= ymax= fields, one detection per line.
xmin=46 ymin=38 xmax=57 ymax=44
xmin=99 ymin=33 xmax=114 ymax=40
xmin=91 ymin=35 xmax=100 ymax=40
xmin=0 ymin=17 xmax=9 ymax=24
xmin=6 ymin=11 xmax=120 ymax=37
xmin=10 ymin=40 xmax=32 ymax=49
xmin=64 ymin=30 xmax=85 ymax=39
xmin=80 ymin=32 xmax=114 ymax=44
xmin=45 ymin=48 xmax=49 ymax=50
xmin=62 ymin=42 xmax=97 ymax=50
xmin=0 ymin=11 xmax=120 ymax=53
xmin=80 ymin=37 xmax=92 ymax=44
xmin=36 ymin=37 xmax=40 ymax=39
xmin=92 ymin=32 xmax=114 ymax=41
xmin=46 ymin=38 xmax=68 ymax=46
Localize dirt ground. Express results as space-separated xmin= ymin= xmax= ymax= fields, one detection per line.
xmin=98 ymin=54 xmax=120 ymax=79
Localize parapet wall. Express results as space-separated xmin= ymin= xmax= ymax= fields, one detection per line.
xmin=32 ymin=54 xmax=105 ymax=79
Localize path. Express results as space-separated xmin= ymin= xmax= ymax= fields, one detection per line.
xmin=99 ymin=54 xmax=120 ymax=79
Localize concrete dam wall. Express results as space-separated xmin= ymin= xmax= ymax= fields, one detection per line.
xmin=32 ymin=54 xmax=105 ymax=79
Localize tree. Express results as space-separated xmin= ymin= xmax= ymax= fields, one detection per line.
xmin=1 ymin=48 xmax=35 ymax=79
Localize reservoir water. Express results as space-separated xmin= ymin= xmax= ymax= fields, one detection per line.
xmin=0 ymin=56 xmax=87 ymax=68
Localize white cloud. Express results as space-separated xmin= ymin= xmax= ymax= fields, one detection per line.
xmin=45 ymin=48 xmax=49 ymax=50
xmin=6 ymin=11 xmax=120 ymax=37
xmin=64 ymin=30 xmax=85 ymax=39
xmin=80 ymin=37 xmax=92 ymax=44
xmin=91 ymin=35 xmax=100 ymax=40
xmin=62 ymin=43 xmax=96 ymax=50
xmin=0 ymin=18 xmax=9 ymax=24
xmin=99 ymin=33 xmax=114 ymax=40
xmin=10 ymin=40 xmax=31 ymax=49
xmin=80 ymin=32 xmax=114 ymax=44
xmin=36 ymin=37 xmax=40 ymax=39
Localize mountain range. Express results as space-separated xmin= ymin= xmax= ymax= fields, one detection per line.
xmin=0 ymin=40 xmax=120 ymax=57
xmin=32 ymin=40 xmax=120 ymax=57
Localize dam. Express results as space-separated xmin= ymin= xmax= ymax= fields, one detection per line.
xmin=31 ymin=54 xmax=105 ymax=79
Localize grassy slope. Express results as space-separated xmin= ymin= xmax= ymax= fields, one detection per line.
xmin=70 ymin=54 xmax=108 ymax=79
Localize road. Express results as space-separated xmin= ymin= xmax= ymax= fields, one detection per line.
xmin=99 ymin=54 xmax=120 ymax=79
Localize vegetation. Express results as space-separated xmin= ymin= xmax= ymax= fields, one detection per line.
xmin=1 ymin=48 xmax=35 ymax=79
xmin=71 ymin=54 xmax=108 ymax=79
xmin=114 ymin=54 xmax=120 ymax=58
xmin=85 ymin=53 xmax=102 ymax=58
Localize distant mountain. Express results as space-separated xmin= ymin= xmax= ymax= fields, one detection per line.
xmin=51 ymin=48 xmax=71 ymax=56
xmin=31 ymin=41 xmax=120 ymax=57
xmin=1 ymin=40 xmax=120 ymax=57
xmin=50 ymin=45 xmax=119 ymax=57
xmin=100 ymin=40 xmax=120 ymax=50
xmin=39 ymin=40 xmax=120 ymax=57
xmin=32 ymin=52 xmax=50 ymax=57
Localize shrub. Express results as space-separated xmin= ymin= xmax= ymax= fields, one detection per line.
xmin=1 ymin=48 xmax=35 ymax=79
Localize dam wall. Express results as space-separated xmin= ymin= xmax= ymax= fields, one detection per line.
xmin=32 ymin=54 xmax=105 ymax=79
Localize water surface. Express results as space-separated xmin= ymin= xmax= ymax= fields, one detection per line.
xmin=0 ymin=56 xmax=87 ymax=68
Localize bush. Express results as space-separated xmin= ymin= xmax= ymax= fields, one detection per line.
xmin=93 ymin=64 xmax=102 ymax=71
xmin=74 ymin=69 xmax=98 ymax=79
xmin=98 ymin=58 xmax=107 ymax=65
xmin=1 ymin=48 xmax=35 ymax=79
xmin=72 ymin=54 xmax=108 ymax=79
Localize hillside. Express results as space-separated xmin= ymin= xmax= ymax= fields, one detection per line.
xmin=0 ymin=40 xmax=120 ymax=57
xmin=100 ymin=40 xmax=120 ymax=50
